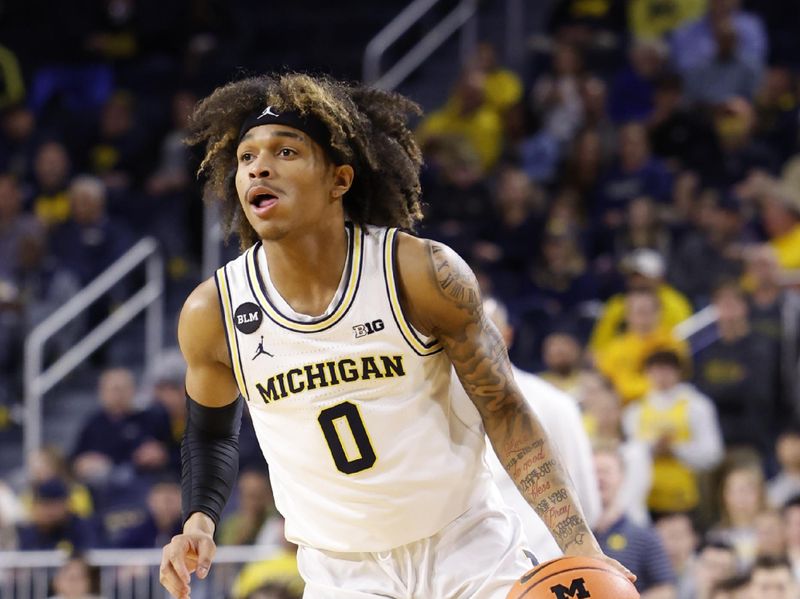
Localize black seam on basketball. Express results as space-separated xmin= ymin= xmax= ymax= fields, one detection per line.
xmin=515 ymin=566 xmax=631 ymax=598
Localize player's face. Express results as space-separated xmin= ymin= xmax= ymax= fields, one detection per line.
xmin=235 ymin=124 xmax=340 ymax=241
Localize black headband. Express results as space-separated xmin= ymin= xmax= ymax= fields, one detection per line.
xmin=237 ymin=105 xmax=343 ymax=162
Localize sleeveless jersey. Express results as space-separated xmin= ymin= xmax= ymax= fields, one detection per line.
xmin=215 ymin=223 xmax=492 ymax=552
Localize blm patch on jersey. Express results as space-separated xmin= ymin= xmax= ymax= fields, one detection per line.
xmin=234 ymin=302 xmax=263 ymax=334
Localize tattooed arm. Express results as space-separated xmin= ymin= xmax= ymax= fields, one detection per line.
xmin=395 ymin=235 xmax=632 ymax=575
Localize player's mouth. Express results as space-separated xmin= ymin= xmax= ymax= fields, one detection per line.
xmin=247 ymin=185 xmax=280 ymax=217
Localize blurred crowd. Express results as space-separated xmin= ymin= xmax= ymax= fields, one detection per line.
xmin=2 ymin=0 xmax=800 ymax=597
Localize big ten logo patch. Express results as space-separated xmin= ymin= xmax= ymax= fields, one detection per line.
xmin=353 ymin=319 xmax=384 ymax=339
xmin=550 ymin=578 xmax=591 ymax=599
xmin=234 ymin=302 xmax=263 ymax=334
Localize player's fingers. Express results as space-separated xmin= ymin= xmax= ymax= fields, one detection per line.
xmin=159 ymin=560 xmax=190 ymax=599
xmin=194 ymin=536 xmax=217 ymax=579
xmin=167 ymin=542 xmax=192 ymax=587
xmin=611 ymin=558 xmax=636 ymax=583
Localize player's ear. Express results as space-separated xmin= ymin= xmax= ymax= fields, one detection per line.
xmin=330 ymin=164 xmax=354 ymax=200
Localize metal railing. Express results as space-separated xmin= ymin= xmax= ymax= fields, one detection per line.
xmin=23 ymin=237 xmax=164 ymax=457
xmin=0 ymin=544 xmax=281 ymax=599
xmin=363 ymin=0 xmax=479 ymax=90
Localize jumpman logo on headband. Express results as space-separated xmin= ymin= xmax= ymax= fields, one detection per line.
xmin=252 ymin=336 xmax=274 ymax=360
xmin=258 ymin=106 xmax=280 ymax=119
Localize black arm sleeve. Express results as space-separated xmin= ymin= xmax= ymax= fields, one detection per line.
xmin=181 ymin=393 xmax=243 ymax=527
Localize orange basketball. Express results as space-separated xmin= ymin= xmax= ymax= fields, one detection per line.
xmin=507 ymin=556 xmax=640 ymax=599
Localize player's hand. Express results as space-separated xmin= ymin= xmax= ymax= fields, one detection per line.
xmin=159 ymin=514 xmax=216 ymax=599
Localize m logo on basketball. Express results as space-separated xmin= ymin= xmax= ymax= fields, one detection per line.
xmin=550 ymin=577 xmax=591 ymax=599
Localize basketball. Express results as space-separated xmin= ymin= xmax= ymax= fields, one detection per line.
xmin=507 ymin=556 xmax=640 ymax=599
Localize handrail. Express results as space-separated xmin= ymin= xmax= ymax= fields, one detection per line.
xmin=364 ymin=0 xmax=479 ymax=91
xmin=23 ymin=237 xmax=164 ymax=457
xmin=673 ymin=305 xmax=719 ymax=341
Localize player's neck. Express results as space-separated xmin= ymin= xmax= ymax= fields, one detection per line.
xmin=262 ymin=220 xmax=349 ymax=317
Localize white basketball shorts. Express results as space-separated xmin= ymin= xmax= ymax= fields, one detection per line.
xmin=297 ymin=489 xmax=534 ymax=598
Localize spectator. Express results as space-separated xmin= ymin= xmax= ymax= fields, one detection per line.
xmin=473 ymin=166 xmax=545 ymax=283
xmin=16 ymin=479 xmax=97 ymax=551
xmin=653 ymin=512 xmax=699 ymax=599
xmin=27 ymin=139 xmax=71 ymax=227
xmin=595 ymin=287 xmax=688 ymax=403
xmin=560 ymin=128 xmax=607 ymax=203
xmin=669 ymin=192 xmax=748 ymax=307
xmin=594 ymin=121 xmax=673 ymax=230
xmin=580 ymin=77 xmax=616 ymax=159
xmin=693 ymin=541 xmax=740 ymax=599
xmin=521 ymin=226 xmax=598 ymax=325
xmin=768 ymin=429 xmax=800 ymax=508
xmin=624 ymin=350 xmax=724 ymax=514
xmin=231 ymin=531 xmax=303 ymax=599
xmin=218 ymin=469 xmax=282 ymax=547
xmin=48 ymin=175 xmax=134 ymax=287
xmin=784 ymin=495 xmax=800 ymax=580
xmin=628 ymin=0 xmax=707 ymax=40
xmin=0 ymin=173 xmax=43 ymax=282
xmin=87 ymin=90 xmax=152 ymax=190
xmin=417 ymin=68 xmax=503 ymax=173
xmin=144 ymin=348 xmax=188 ymax=476
xmin=581 ymin=375 xmax=653 ymax=527
xmin=530 ymin=41 xmax=585 ymax=143
xmin=710 ymin=97 xmax=778 ymax=186
xmin=24 ymin=447 xmax=93 ymax=519
xmin=115 ymin=479 xmax=182 ymax=548
xmin=0 ymin=103 xmax=39 ymax=179
xmin=613 ymin=195 xmax=672 ymax=261
xmin=48 ymin=556 xmax=103 ymax=599
xmin=694 ymin=281 xmax=777 ymax=456
xmin=538 ymin=329 xmax=584 ymax=398
xmin=753 ymin=67 xmax=799 ymax=163
xmin=609 ymin=38 xmax=669 ymax=124
xmin=72 ymin=367 xmax=168 ymax=484
xmin=754 ymin=509 xmax=786 ymax=558
xmin=748 ymin=556 xmax=799 ymax=599
xmin=671 ymin=0 xmax=767 ymax=75
xmin=684 ymin=17 xmax=761 ymax=105
xmin=244 ymin=584 xmax=302 ymax=599
xmin=709 ymin=460 xmax=767 ymax=566
xmin=467 ymin=42 xmax=523 ymax=114
xmin=590 ymin=249 xmax=693 ymax=355
xmin=475 ymin=298 xmax=600 ymax=561
xmin=758 ymin=182 xmax=800 ymax=272
xmin=648 ymin=73 xmax=719 ymax=173
xmin=593 ymin=444 xmax=677 ymax=597
xmin=708 ymin=574 xmax=750 ymax=599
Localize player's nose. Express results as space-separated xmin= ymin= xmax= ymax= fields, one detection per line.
xmin=248 ymin=155 xmax=271 ymax=179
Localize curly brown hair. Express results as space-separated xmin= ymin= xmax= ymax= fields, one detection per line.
xmin=186 ymin=72 xmax=424 ymax=250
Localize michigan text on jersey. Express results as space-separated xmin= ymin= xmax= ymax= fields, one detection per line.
xmin=255 ymin=355 xmax=406 ymax=403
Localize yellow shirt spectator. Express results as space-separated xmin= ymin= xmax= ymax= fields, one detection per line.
xmin=628 ymin=0 xmax=707 ymax=39
xmin=231 ymin=547 xmax=304 ymax=599
xmin=590 ymin=284 xmax=693 ymax=353
xmin=596 ymin=326 xmax=688 ymax=403
xmin=769 ymin=222 xmax=800 ymax=270
xmin=417 ymin=69 xmax=503 ymax=172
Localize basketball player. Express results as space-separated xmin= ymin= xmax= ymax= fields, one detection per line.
xmin=159 ymin=73 xmax=632 ymax=598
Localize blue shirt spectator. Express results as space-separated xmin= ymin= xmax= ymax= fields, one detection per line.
xmin=685 ymin=18 xmax=761 ymax=105
xmin=114 ymin=480 xmax=182 ymax=548
xmin=671 ymin=0 xmax=767 ymax=75
xmin=595 ymin=122 xmax=673 ymax=224
xmin=594 ymin=446 xmax=676 ymax=594
xmin=16 ymin=479 xmax=98 ymax=551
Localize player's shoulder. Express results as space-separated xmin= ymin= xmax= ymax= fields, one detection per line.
xmin=393 ymin=232 xmax=477 ymax=298
xmin=178 ymin=277 xmax=227 ymax=363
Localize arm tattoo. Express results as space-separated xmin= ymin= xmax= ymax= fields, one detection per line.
xmin=427 ymin=241 xmax=597 ymax=554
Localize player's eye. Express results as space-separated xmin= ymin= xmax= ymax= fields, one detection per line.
xmin=239 ymin=151 xmax=254 ymax=162
xmin=278 ymin=148 xmax=297 ymax=157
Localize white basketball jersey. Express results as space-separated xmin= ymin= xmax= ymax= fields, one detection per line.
xmin=215 ymin=223 xmax=493 ymax=552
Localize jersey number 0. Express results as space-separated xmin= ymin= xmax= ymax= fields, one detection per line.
xmin=318 ymin=402 xmax=377 ymax=474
